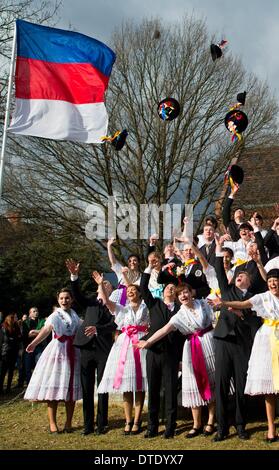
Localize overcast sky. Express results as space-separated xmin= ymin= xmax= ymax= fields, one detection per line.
xmin=56 ymin=0 xmax=279 ymax=101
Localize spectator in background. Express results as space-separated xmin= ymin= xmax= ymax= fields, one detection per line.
xmin=16 ymin=313 xmax=28 ymax=388
xmin=0 ymin=314 xmax=22 ymax=393
xmin=22 ymin=307 xmax=46 ymax=384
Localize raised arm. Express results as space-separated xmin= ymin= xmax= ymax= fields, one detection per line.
xmin=92 ymin=271 xmax=116 ymax=314
xmin=222 ymin=185 xmax=238 ymax=228
xmin=136 ymin=322 xmax=175 ymax=349
xmin=189 ymin=239 xmax=209 ymax=272
xmin=66 ymin=259 xmax=98 ymax=308
xmin=140 ymin=270 xmax=157 ymax=309
xmin=107 ymin=238 xmax=118 ymax=267
xmin=214 ymin=235 xmax=230 ymax=294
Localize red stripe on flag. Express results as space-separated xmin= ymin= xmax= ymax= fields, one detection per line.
xmin=15 ymin=57 xmax=109 ymax=104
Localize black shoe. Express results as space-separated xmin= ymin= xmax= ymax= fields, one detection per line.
xmin=81 ymin=429 xmax=94 ymax=436
xmin=124 ymin=422 xmax=133 ymax=436
xmin=266 ymin=436 xmax=278 ymax=443
xmin=238 ymin=429 xmax=249 ymax=440
xmin=62 ymin=428 xmax=74 ymax=434
xmin=236 ymin=426 xmax=249 ymax=440
xmin=203 ymin=424 xmax=215 ymax=436
xmin=144 ymin=430 xmax=158 ymax=438
xmin=163 ymin=429 xmax=174 ymax=439
xmin=213 ymin=432 xmax=228 ymax=442
xmin=131 ymin=421 xmax=142 ymax=435
xmin=186 ymin=427 xmax=203 ymax=439
xmin=95 ymin=427 xmax=108 ymax=435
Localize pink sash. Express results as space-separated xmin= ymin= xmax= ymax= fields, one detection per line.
xmin=118 ymin=284 xmax=127 ymax=306
xmin=113 ymin=325 xmax=147 ymax=391
xmin=187 ymin=325 xmax=213 ymax=402
xmin=55 ymin=334 xmax=75 ymax=401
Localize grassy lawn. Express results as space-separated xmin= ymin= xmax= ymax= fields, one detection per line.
xmin=0 ymin=389 xmax=279 ymax=451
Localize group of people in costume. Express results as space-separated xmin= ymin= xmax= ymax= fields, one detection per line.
xmin=22 ymin=182 xmax=279 ymax=443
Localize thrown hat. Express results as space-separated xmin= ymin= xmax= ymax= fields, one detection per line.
xmin=225 ymin=164 xmax=244 ymax=189
xmin=225 ymin=109 xmax=248 ymax=142
xmin=101 ymin=129 xmax=128 ymax=151
xmin=237 ymin=91 xmax=247 ymax=106
xmin=157 ymin=97 xmax=180 ymax=121
xmin=210 ymin=39 xmax=228 ymax=61
xmin=267 ymin=269 xmax=279 ymax=279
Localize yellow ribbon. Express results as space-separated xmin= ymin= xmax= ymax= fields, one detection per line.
xmin=184 ymin=258 xmax=196 ymax=266
xmin=234 ymin=258 xmax=247 ymax=267
xmin=210 ymin=288 xmax=221 ymax=296
xmin=101 ymin=131 xmax=121 ymax=142
xmin=263 ymin=319 xmax=279 ymax=391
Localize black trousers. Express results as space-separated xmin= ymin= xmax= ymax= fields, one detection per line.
xmin=80 ymin=348 xmax=109 ymax=431
xmin=0 ymin=352 xmax=18 ymax=391
xmin=215 ymin=337 xmax=250 ymax=433
xmin=146 ymin=350 xmax=179 ymax=432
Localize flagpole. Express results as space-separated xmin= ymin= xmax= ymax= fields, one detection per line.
xmin=0 ymin=22 xmax=17 ymax=202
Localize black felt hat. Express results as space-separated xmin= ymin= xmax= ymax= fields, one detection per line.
xmin=157 ymin=97 xmax=180 ymax=121
xmin=237 ymin=91 xmax=247 ymax=106
xmin=210 ymin=44 xmax=222 ymax=61
xmin=111 ymin=129 xmax=128 ymax=151
xmin=225 ymin=109 xmax=248 ymax=134
xmin=227 ymin=164 xmax=244 ymax=185
xmin=210 ymin=39 xmax=228 ymax=61
xmin=267 ymin=269 xmax=279 ymax=279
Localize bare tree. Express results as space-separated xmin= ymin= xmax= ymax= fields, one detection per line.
xmin=3 ymin=16 xmax=279 ymax=260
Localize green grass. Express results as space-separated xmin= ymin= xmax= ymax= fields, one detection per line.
xmin=0 ymin=390 xmax=279 ymax=451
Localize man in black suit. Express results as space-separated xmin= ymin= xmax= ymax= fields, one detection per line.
xmin=222 ymin=185 xmax=246 ymax=242
xmin=199 ymin=224 xmax=217 ymax=267
xmin=213 ymin=247 xmax=261 ymax=441
xmin=66 ymin=259 xmax=116 ymax=436
xmin=140 ymin=261 xmax=184 ymax=439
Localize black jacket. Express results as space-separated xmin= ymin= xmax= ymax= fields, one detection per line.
xmin=263 ymin=229 xmax=279 ymax=258
xmin=222 ymin=197 xmax=241 ymax=242
xmin=214 ymin=256 xmax=261 ymax=341
xmin=71 ymin=279 xmax=116 ymax=355
xmin=232 ymin=231 xmax=268 ymax=295
xmin=140 ymin=273 xmax=184 ymax=358
xmin=199 ymin=240 xmax=217 ymax=267
xmin=157 ymin=262 xmax=210 ymax=299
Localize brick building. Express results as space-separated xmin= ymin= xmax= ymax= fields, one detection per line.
xmin=216 ymin=146 xmax=279 ymax=229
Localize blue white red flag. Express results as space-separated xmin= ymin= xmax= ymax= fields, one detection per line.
xmin=9 ymin=20 xmax=116 ymax=143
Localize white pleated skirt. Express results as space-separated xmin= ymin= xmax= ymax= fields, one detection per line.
xmin=181 ymin=331 xmax=215 ymax=408
xmin=97 ymin=330 xmax=147 ymax=393
xmin=24 ymin=338 xmax=82 ymax=401
xmin=245 ymin=325 xmax=279 ymax=395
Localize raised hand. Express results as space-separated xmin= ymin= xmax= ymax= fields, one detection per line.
xmin=107 ymin=238 xmax=116 ymax=247
xmin=65 ymin=259 xmax=80 ymax=275
xmin=230 ymin=182 xmax=239 ymax=196
xmin=91 ymin=271 xmax=103 ymax=285
xmin=121 ymin=266 xmax=129 ymax=274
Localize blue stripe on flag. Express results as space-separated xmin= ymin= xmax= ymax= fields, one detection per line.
xmin=16 ymin=19 xmax=116 ymax=77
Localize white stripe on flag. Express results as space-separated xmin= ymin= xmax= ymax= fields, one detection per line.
xmin=9 ymin=98 xmax=108 ymax=143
